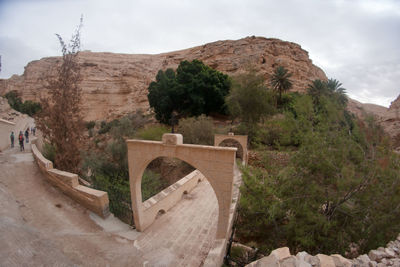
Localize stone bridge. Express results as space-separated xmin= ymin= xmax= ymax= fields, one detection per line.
xmin=0 ymin=125 xmax=245 ymax=266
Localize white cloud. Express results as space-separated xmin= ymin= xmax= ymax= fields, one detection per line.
xmin=0 ymin=0 xmax=399 ymax=106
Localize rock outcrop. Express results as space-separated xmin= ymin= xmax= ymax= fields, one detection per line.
xmin=246 ymin=234 xmax=400 ymax=267
xmin=0 ymin=36 xmax=327 ymax=121
xmin=348 ymin=95 xmax=400 ymax=149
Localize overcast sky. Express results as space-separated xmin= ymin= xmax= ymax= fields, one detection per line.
xmin=0 ymin=0 xmax=399 ymax=107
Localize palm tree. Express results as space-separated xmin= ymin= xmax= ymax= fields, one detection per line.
xmin=307 ymin=79 xmax=348 ymax=107
xmin=307 ymin=79 xmax=327 ymax=98
xmin=270 ymin=66 xmax=293 ymax=105
xmin=326 ymin=78 xmax=348 ymax=106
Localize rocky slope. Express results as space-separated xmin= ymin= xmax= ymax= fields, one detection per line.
xmin=0 ymin=36 xmax=326 ymax=121
xmin=246 ymin=234 xmax=400 ymax=267
xmin=348 ymin=95 xmax=400 ymax=148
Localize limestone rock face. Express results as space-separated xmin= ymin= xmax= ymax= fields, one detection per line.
xmin=0 ymin=36 xmax=327 ymax=121
xmin=347 ymin=95 xmax=400 ymax=147
xmin=384 ymin=95 xmax=400 ymax=138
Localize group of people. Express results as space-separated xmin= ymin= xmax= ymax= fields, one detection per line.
xmin=10 ymin=126 xmax=36 ymax=152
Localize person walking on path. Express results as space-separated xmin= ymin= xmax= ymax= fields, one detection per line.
xmin=25 ymin=128 xmax=29 ymax=143
xmin=10 ymin=131 xmax=14 ymax=148
xmin=18 ymin=131 xmax=24 ymax=151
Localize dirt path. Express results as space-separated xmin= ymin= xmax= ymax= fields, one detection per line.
xmin=0 ymin=143 xmax=146 ymax=266
xmin=0 ymin=142 xmax=220 ymax=266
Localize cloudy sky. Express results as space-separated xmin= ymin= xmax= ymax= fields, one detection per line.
xmin=0 ymin=0 xmax=399 ymax=107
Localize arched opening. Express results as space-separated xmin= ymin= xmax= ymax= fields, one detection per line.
xmin=127 ymin=134 xmax=237 ymax=240
xmin=218 ymin=139 xmax=244 ymax=161
xmin=141 ymin=156 xmax=195 ymax=201
xmin=134 ymin=154 xmax=220 ymax=266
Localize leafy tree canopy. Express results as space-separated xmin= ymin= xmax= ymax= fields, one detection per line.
xmin=237 ymin=78 xmax=400 ymax=257
xmin=147 ymin=60 xmax=231 ymax=124
xmin=226 ymin=70 xmax=276 ymax=125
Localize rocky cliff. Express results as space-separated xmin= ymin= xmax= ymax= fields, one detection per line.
xmin=348 ymin=95 xmax=400 ymax=149
xmin=0 ymin=36 xmax=327 ymax=121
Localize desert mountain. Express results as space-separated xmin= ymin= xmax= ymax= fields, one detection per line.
xmin=1 ymin=36 xmax=398 ymax=143
xmin=348 ymin=96 xmax=400 ymax=144
xmin=0 ymin=36 xmax=326 ymax=121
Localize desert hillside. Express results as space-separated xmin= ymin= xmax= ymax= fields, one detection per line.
xmin=348 ymin=96 xmax=400 ymax=142
xmin=0 ymin=36 xmax=326 ymax=121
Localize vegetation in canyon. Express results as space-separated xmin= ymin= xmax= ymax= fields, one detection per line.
xmin=37 ymin=41 xmax=399 ymax=258
xmin=234 ymin=74 xmax=400 ymax=257
xmin=4 ymin=90 xmax=41 ymax=116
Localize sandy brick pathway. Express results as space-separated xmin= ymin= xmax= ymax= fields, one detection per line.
xmin=134 ymin=180 xmax=218 ymax=267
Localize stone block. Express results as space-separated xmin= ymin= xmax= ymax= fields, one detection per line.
xmin=270 ymin=247 xmax=291 ymax=261
xmin=316 ymin=254 xmax=335 ymax=267
xmin=162 ymin=133 xmax=183 ymax=145
xmin=245 ymin=254 xmax=279 ymax=267
xmin=48 ymin=169 xmax=79 ymax=187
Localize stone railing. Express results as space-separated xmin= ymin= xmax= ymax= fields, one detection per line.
xmin=31 ymin=142 xmax=110 ymax=218
xmin=204 ymin=166 xmax=242 ymax=267
xmin=246 ymin=234 xmax=400 ymax=267
xmin=140 ymin=170 xmax=205 ymax=230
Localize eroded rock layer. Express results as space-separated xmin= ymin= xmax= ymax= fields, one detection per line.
xmin=348 ymin=95 xmax=400 ymax=147
xmin=0 ymin=36 xmax=327 ymax=121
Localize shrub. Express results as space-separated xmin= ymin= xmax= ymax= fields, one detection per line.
xmin=4 ymin=91 xmax=42 ymax=116
xmin=98 ymin=120 xmax=111 ymax=134
xmin=85 ymin=121 xmax=96 ymax=130
xmin=92 ymin=173 xmax=133 ymax=224
xmin=42 ymin=142 xmax=56 ymax=164
xmin=136 ymin=125 xmax=169 ymax=141
xmin=141 ymin=170 xmax=169 ymax=201
xmin=226 ymin=70 xmax=275 ymax=125
xmin=178 ymin=115 xmax=215 ymax=145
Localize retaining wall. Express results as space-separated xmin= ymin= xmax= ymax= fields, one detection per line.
xmin=31 ymin=143 xmax=110 ymax=218
xmin=0 ymin=119 xmax=15 ymax=151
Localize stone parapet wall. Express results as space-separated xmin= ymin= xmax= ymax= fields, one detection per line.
xmin=246 ymin=234 xmax=400 ymax=267
xmin=204 ymin=166 xmax=242 ymax=267
xmin=0 ymin=119 xmax=15 ymax=151
xmin=141 ymin=170 xmax=205 ymax=229
xmin=31 ymin=142 xmax=110 ymax=218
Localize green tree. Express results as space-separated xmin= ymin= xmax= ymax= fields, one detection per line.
xmin=326 ymin=78 xmax=348 ymax=106
xmin=147 ymin=60 xmax=231 ymax=124
xmin=307 ymin=79 xmax=348 ymax=108
xmin=270 ymin=66 xmax=293 ymax=105
xmin=147 ymin=69 xmax=178 ymax=124
xmin=237 ymin=83 xmax=400 ymax=256
xmin=226 ymin=70 xmax=275 ymax=125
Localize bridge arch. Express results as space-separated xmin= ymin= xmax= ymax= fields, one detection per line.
xmin=127 ymin=133 xmax=237 ymax=239
xmin=214 ymin=133 xmax=248 ymax=165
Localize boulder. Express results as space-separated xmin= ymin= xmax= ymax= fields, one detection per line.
xmin=331 ymin=254 xmax=353 ymax=267
xmin=368 ymin=250 xmax=387 ymax=262
xmin=270 ymin=247 xmax=291 ymax=261
xmin=316 ymin=254 xmax=335 ymax=267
